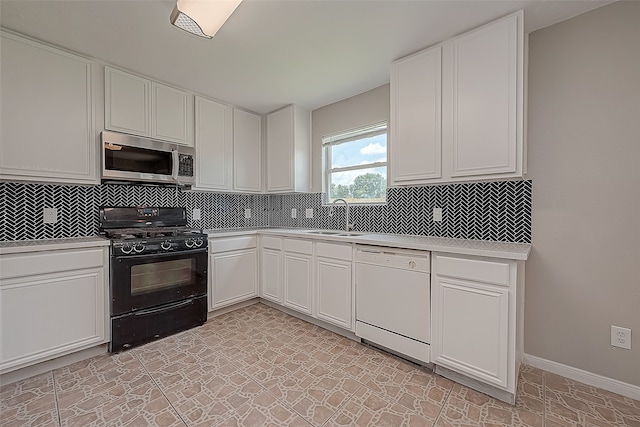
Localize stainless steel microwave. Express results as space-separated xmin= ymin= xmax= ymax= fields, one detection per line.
xmin=101 ymin=131 xmax=195 ymax=186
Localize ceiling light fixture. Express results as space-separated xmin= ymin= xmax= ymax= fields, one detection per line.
xmin=170 ymin=0 xmax=242 ymax=39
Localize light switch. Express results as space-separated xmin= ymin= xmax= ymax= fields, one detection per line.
xmin=305 ymin=208 xmax=313 ymax=218
xmin=244 ymin=208 xmax=251 ymax=219
xmin=192 ymin=208 xmax=201 ymax=221
xmin=291 ymin=208 xmax=297 ymax=218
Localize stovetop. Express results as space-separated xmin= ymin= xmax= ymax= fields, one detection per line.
xmin=99 ymin=206 xmax=207 ymax=256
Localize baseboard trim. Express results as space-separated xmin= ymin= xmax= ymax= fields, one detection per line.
xmin=524 ymin=354 xmax=640 ymax=401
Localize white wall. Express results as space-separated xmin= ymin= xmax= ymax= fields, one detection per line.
xmin=526 ymin=1 xmax=640 ymax=386
xmin=310 ymin=84 xmax=390 ymax=192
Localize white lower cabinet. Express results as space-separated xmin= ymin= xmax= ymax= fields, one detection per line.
xmin=260 ymin=236 xmax=283 ymax=303
xmin=283 ymin=239 xmax=313 ymax=315
xmin=0 ymin=246 xmax=109 ymax=374
xmin=432 ymin=253 xmax=523 ymax=402
xmin=315 ymin=242 xmax=352 ymax=330
xmin=209 ymin=236 xmax=258 ymax=310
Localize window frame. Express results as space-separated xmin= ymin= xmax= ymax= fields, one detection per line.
xmin=322 ymin=121 xmax=388 ymax=205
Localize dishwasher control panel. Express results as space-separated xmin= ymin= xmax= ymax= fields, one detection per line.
xmin=355 ymin=245 xmax=430 ymax=272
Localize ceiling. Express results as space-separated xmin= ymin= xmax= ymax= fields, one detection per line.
xmin=0 ymin=0 xmax=614 ymax=115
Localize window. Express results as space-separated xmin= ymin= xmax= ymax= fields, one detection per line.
xmin=323 ymin=122 xmax=387 ymax=204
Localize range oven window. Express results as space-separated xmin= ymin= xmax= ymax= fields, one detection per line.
xmin=131 ymin=258 xmax=195 ymax=296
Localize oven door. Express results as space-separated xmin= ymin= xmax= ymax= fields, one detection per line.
xmin=111 ymin=248 xmax=207 ymax=316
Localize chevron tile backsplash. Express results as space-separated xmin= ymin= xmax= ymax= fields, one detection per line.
xmin=0 ymin=180 xmax=531 ymax=243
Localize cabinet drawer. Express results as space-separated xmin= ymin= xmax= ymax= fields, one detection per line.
xmin=210 ymin=236 xmax=257 ymax=253
xmin=0 ymin=248 xmax=105 ymax=280
xmin=284 ymin=238 xmax=313 ymax=255
xmin=435 ymin=254 xmax=511 ymax=286
xmin=262 ymin=236 xmax=282 ymax=250
xmin=316 ymin=242 xmax=352 ymax=261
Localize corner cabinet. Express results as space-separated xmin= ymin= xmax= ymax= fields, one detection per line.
xmin=0 ymin=31 xmax=97 ymax=185
xmin=431 ymin=253 xmax=524 ymax=404
xmin=390 ymin=11 xmax=525 ymax=186
xmin=260 ymin=236 xmax=283 ymax=303
xmin=105 ymin=66 xmax=193 ymax=146
xmin=209 ymin=236 xmax=258 ymax=310
xmin=266 ymin=105 xmax=311 ymax=193
xmin=0 ymin=245 xmax=109 ymax=374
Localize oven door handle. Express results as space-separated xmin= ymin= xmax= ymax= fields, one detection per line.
xmin=114 ymin=248 xmax=207 ymax=261
xmin=134 ymin=299 xmax=194 ymax=317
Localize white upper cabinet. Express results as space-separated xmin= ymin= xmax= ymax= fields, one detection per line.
xmin=105 ymin=67 xmax=151 ymax=137
xmin=152 ymin=82 xmax=191 ymax=144
xmin=266 ymin=105 xmax=311 ymax=193
xmin=390 ymin=11 xmax=525 ymax=185
xmin=195 ymin=96 xmax=233 ymax=191
xmin=390 ymin=45 xmax=442 ymax=184
xmin=0 ymin=31 xmax=97 ymax=185
xmin=233 ymin=108 xmax=262 ymax=192
xmin=105 ymin=66 xmax=193 ymax=146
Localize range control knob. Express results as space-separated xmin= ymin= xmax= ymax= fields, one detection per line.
xmin=185 ymin=239 xmax=195 ymax=248
xmin=160 ymin=240 xmax=172 ymax=251
xmin=120 ymin=244 xmax=133 ymax=255
xmin=133 ymin=242 xmax=145 ymax=253
xmin=194 ymin=238 xmax=204 ymax=248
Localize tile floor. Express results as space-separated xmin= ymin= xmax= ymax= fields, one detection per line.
xmin=2 ymin=303 xmax=639 ymax=427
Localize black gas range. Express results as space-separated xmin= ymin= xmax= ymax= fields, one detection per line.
xmin=99 ymin=207 xmax=208 ymax=352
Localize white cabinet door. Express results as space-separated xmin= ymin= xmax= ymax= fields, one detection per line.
xmin=0 ymin=247 xmax=108 ymax=374
xmin=260 ymin=248 xmax=282 ymax=303
xmin=1 ymin=31 xmax=97 ymax=185
xmin=443 ymin=12 xmax=523 ymax=179
xmin=266 ymin=105 xmax=310 ymax=193
xmin=195 ymin=96 xmax=233 ymax=191
xmin=315 ymin=257 xmax=352 ymax=330
xmin=432 ymin=253 xmax=518 ymax=393
xmin=432 ymin=277 xmax=509 ymax=388
xmin=106 ymin=67 xmax=192 ymax=146
xmin=210 ymin=249 xmax=258 ymax=310
xmin=390 ymin=45 xmax=442 ymax=185
xmin=233 ymin=108 xmax=262 ymax=192
xmin=105 ymin=66 xmax=151 ymax=137
xmin=152 ymin=82 xmax=191 ymax=146
xmin=283 ymin=253 xmax=312 ymax=314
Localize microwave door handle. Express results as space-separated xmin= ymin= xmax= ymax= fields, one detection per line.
xmin=171 ymin=149 xmax=179 ymax=180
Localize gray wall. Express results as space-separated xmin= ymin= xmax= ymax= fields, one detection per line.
xmin=311 ymin=84 xmax=390 ymax=192
xmin=526 ymin=1 xmax=640 ymax=386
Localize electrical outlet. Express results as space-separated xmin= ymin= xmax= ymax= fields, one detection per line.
xmin=291 ymin=208 xmax=297 ymax=219
xmin=433 ymin=207 xmax=443 ymax=222
xmin=611 ymin=325 xmax=632 ymax=349
xmin=244 ymin=208 xmax=251 ymax=219
xmin=43 ymin=208 xmax=58 ymax=224
xmin=192 ymin=208 xmax=201 ymax=221
xmin=305 ymin=208 xmax=313 ymax=218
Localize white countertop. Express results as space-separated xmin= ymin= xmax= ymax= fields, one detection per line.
xmin=0 ymin=236 xmax=111 ymax=255
xmin=205 ymin=228 xmax=531 ymax=261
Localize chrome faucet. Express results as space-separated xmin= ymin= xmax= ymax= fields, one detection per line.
xmin=329 ymin=198 xmax=353 ymax=232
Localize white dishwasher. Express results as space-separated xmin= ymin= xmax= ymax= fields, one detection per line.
xmin=355 ymin=245 xmax=431 ymax=364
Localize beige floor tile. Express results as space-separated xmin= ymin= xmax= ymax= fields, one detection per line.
xmin=544 ymin=372 xmax=640 ymax=427
xmin=0 ymin=371 xmax=59 ymax=427
xmin=434 ymin=383 xmax=543 ymax=427
xmin=516 ymin=364 xmax=545 ymax=416
xmin=54 ymin=352 xmax=184 ymax=426
xmin=267 ymin=369 xmax=363 ymax=426
xmin=363 ymin=357 xmax=453 ymax=422
xmin=327 ymin=386 xmax=434 ymax=427
xmin=216 ymin=390 xmax=312 ymax=427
